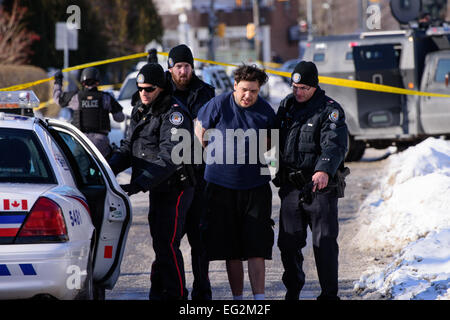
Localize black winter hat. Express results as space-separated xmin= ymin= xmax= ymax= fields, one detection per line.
xmin=168 ymin=44 xmax=194 ymax=69
xmin=291 ymin=61 xmax=319 ymax=88
xmin=136 ymin=63 xmax=166 ymax=88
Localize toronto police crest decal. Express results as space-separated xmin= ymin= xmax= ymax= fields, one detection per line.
xmin=137 ymin=73 xmax=145 ymax=84
xmin=169 ymin=111 xmax=184 ymax=125
xmin=329 ymin=109 xmax=339 ymax=123
xmin=292 ymin=73 xmax=301 ymax=83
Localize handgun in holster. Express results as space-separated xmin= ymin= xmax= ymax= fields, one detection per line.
xmin=335 ymin=166 xmax=350 ymax=198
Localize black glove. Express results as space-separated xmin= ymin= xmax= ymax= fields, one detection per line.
xmin=147 ymin=48 xmax=158 ymax=63
xmin=54 ymin=70 xmax=63 ymax=85
xmin=120 ymin=183 xmax=142 ymax=196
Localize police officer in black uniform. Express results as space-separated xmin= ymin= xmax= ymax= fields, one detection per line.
xmin=274 ymin=61 xmax=349 ymax=300
xmin=53 ymin=67 xmax=124 ymax=158
xmin=166 ymin=44 xmax=215 ymax=300
xmin=108 ymin=63 xmax=195 ymax=300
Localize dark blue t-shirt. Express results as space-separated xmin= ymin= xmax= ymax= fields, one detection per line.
xmin=197 ymin=92 xmax=276 ymax=190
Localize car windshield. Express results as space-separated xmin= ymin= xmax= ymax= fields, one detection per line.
xmin=118 ymin=77 xmax=137 ymax=100
xmin=0 ymin=128 xmax=56 ymax=184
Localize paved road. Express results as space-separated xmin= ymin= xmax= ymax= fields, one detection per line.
xmin=106 ymin=149 xmax=390 ymax=300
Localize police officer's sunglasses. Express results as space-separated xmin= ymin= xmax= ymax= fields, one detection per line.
xmin=137 ymin=86 xmax=157 ymax=93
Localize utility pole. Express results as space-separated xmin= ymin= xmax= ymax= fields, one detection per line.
xmin=306 ymin=0 xmax=313 ymax=41
xmin=208 ymin=0 xmax=216 ymax=61
xmin=252 ymin=0 xmax=262 ymax=62
xmin=358 ymin=0 xmax=367 ymax=32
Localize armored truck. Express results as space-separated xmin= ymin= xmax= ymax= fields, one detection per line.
xmin=302 ymin=1 xmax=450 ymax=161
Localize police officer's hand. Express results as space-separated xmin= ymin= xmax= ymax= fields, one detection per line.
xmin=312 ymin=171 xmax=329 ymax=192
xmin=54 ymin=70 xmax=63 ymax=85
xmin=120 ymin=183 xmax=141 ymax=196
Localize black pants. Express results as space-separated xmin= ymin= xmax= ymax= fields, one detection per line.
xmin=277 ymin=185 xmax=339 ymax=300
xmin=204 ymin=183 xmax=274 ymax=261
xmin=148 ymin=187 xmax=194 ymax=300
xmin=183 ymin=176 xmax=212 ymax=300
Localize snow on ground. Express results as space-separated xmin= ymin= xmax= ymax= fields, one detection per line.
xmin=352 ymin=137 xmax=450 ymax=300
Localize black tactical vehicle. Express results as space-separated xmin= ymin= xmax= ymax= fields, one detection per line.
xmin=302 ymin=0 xmax=450 ymax=161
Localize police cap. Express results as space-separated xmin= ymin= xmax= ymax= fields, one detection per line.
xmin=291 ymin=61 xmax=319 ymax=88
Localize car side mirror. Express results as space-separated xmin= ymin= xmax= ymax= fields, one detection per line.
xmin=446 ymin=72 xmax=450 ymax=88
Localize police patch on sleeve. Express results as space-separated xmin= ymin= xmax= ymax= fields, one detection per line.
xmin=169 ymin=111 xmax=184 ymax=125
xmin=329 ymin=109 xmax=339 ymax=123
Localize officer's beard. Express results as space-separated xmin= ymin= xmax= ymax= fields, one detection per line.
xmin=172 ymin=72 xmax=192 ymax=90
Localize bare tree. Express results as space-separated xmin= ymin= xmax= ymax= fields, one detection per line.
xmin=0 ymin=0 xmax=40 ymax=65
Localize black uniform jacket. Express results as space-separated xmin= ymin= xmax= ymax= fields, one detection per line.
xmin=109 ymin=90 xmax=193 ymax=191
xmin=277 ymin=87 xmax=348 ymax=179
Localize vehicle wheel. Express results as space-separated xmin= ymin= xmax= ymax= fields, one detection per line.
xmin=345 ymin=135 xmax=366 ymax=162
xmin=396 ymin=142 xmax=411 ymax=152
xmin=75 ymin=248 xmax=94 ymax=300
xmin=93 ymin=284 xmax=106 ymax=300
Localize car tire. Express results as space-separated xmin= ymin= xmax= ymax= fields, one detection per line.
xmin=345 ymin=135 xmax=366 ymax=162
xmin=93 ymin=284 xmax=106 ymax=300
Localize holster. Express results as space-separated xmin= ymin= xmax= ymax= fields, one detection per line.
xmin=335 ymin=166 xmax=350 ymax=198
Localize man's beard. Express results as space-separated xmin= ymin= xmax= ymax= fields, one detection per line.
xmin=173 ymin=73 xmax=192 ymax=89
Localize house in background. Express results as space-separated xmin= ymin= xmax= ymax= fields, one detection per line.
xmin=153 ymin=0 xmax=301 ymax=64
xmin=153 ymin=0 xmax=449 ymax=64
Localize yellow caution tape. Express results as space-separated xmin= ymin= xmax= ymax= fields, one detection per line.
xmin=2 ymin=51 xmax=450 ymax=99
xmin=258 ymin=60 xmax=282 ymax=69
xmin=318 ymin=76 xmax=450 ymax=98
xmin=265 ymin=69 xmax=450 ymax=98
xmin=36 ymin=98 xmax=55 ymax=111
xmin=0 ymin=52 xmax=148 ymax=92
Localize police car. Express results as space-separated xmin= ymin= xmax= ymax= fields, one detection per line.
xmin=0 ymin=91 xmax=131 ymax=300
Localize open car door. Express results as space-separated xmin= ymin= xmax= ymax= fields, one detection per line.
xmin=46 ymin=119 xmax=132 ymax=291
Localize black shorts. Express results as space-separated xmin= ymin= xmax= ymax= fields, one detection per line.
xmin=203 ymin=182 xmax=274 ymax=261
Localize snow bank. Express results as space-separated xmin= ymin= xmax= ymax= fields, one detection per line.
xmin=352 ymin=138 xmax=450 ymax=300
xmin=353 ymin=138 xmax=450 ymax=253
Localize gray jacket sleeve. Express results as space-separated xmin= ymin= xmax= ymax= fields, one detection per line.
xmin=53 ymin=83 xmax=79 ymax=111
